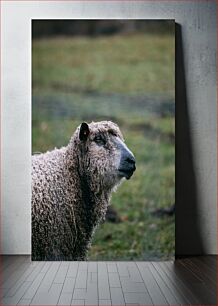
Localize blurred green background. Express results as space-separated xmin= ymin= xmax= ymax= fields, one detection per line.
xmin=32 ymin=20 xmax=175 ymax=260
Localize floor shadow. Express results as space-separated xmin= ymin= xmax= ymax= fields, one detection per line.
xmin=175 ymin=24 xmax=205 ymax=258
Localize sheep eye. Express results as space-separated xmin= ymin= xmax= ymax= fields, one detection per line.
xmin=94 ymin=136 xmax=106 ymax=146
xmin=109 ymin=130 xmax=117 ymax=137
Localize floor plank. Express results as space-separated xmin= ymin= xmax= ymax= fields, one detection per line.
xmin=0 ymin=255 xmax=216 ymax=305
xmin=17 ymin=298 xmax=32 ymax=305
xmin=175 ymin=259 xmax=217 ymax=304
xmin=124 ymin=291 xmax=153 ymax=305
xmin=53 ymin=262 xmax=69 ymax=284
xmin=22 ymin=271 xmax=46 ymax=300
xmin=136 ymin=262 xmax=169 ymax=305
xmin=161 ymin=261 xmax=201 ymax=304
xmin=4 ymin=261 xmax=45 ymax=298
xmin=146 ymin=261 xmax=180 ymax=305
xmin=153 ymin=261 xmax=192 ymax=304
xmin=108 ymin=271 xmax=121 ymax=288
xmin=2 ymin=261 xmax=38 ymax=299
xmin=1 ymin=257 xmax=31 ymax=288
xmin=2 ymin=281 xmax=32 ymax=305
xmin=62 ymin=277 xmax=76 ymax=293
xmin=110 ymin=287 xmax=125 ymax=305
xmin=182 ymin=256 xmax=217 ymax=287
xmin=98 ymin=262 xmax=111 ymax=300
xmin=200 ymin=255 xmax=217 ymax=271
xmin=31 ymin=283 xmax=63 ymax=305
xmin=57 ymin=292 xmax=72 ymax=305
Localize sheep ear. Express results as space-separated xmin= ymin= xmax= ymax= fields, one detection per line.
xmin=79 ymin=122 xmax=90 ymax=141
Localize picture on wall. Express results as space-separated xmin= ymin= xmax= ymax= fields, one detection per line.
xmin=32 ymin=20 xmax=175 ymax=261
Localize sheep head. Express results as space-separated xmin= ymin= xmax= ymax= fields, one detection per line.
xmin=73 ymin=121 xmax=136 ymax=190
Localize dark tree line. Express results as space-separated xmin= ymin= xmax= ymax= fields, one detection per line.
xmin=32 ymin=20 xmax=174 ymax=38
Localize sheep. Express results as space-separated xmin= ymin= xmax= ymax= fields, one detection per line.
xmin=32 ymin=121 xmax=136 ymax=260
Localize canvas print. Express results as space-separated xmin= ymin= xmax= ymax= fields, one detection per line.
xmin=32 ymin=20 xmax=175 ymax=261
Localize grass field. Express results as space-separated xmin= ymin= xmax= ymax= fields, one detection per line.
xmin=32 ymin=32 xmax=175 ymax=260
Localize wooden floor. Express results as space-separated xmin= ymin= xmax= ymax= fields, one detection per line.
xmin=0 ymin=256 xmax=216 ymax=305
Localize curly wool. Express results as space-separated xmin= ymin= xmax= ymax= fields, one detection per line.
xmin=32 ymin=121 xmax=124 ymax=260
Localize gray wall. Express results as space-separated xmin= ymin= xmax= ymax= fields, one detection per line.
xmin=1 ymin=1 xmax=217 ymax=255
